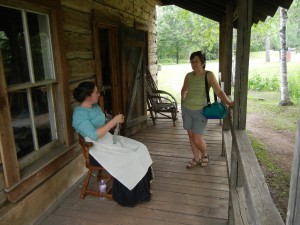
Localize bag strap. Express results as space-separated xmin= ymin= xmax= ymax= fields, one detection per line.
xmin=204 ymin=71 xmax=217 ymax=104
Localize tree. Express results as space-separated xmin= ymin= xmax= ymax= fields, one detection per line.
xmin=156 ymin=6 xmax=219 ymax=63
xmin=265 ymin=31 xmax=270 ymax=62
xmin=286 ymin=0 xmax=300 ymax=49
xmin=279 ymin=7 xmax=293 ymax=106
xmin=251 ymin=14 xmax=278 ymax=61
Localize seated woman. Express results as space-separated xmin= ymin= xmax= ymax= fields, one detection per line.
xmin=72 ymin=81 xmax=153 ymax=207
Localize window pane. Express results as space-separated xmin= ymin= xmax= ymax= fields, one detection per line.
xmin=27 ymin=12 xmax=55 ymax=81
xmin=32 ymin=86 xmax=52 ymax=148
xmin=9 ymin=91 xmax=35 ymax=159
xmin=2 ymin=6 xmax=58 ymax=160
xmin=0 ymin=6 xmax=30 ymax=86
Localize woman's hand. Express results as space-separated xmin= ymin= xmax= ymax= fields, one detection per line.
xmin=228 ymin=101 xmax=234 ymax=107
xmin=113 ymin=114 xmax=125 ymax=124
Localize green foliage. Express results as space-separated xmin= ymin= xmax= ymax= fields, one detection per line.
xmin=287 ymin=0 xmax=300 ymax=48
xmin=288 ymin=74 xmax=300 ymax=100
xmin=248 ymin=74 xmax=280 ymax=91
xmin=156 ymin=6 xmax=219 ymax=64
xmin=157 ymin=1 xmax=300 ymax=63
xmin=248 ymin=73 xmax=300 ymax=103
xmin=250 ymin=0 xmax=300 ymax=51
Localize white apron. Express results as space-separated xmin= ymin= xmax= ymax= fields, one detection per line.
xmin=86 ymin=132 xmax=153 ymax=190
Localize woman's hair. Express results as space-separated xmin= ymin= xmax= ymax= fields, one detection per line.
xmin=73 ymin=81 xmax=96 ymax=102
xmin=190 ymin=51 xmax=206 ymax=69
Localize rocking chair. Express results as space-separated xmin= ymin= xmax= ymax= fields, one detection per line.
xmin=78 ymin=134 xmax=113 ymax=199
xmin=145 ymin=67 xmax=178 ymax=126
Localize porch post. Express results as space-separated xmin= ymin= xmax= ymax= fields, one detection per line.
xmin=286 ymin=106 xmax=300 ymax=225
xmin=233 ymin=0 xmax=252 ymax=130
xmin=223 ymin=0 xmax=233 ymax=97
xmin=221 ymin=0 xmax=234 ymax=133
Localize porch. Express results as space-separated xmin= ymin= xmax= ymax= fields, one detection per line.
xmin=36 ymin=112 xmax=229 ymax=225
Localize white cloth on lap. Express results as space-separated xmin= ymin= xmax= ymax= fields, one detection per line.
xmin=86 ymin=132 xmax=153 ymax=190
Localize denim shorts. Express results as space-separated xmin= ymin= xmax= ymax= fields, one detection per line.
xmin=181 ymin=106 xmax=208 ymax=134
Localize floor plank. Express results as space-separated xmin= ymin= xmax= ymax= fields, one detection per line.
xmin=36 ymin=116 xmax=229 ymax=225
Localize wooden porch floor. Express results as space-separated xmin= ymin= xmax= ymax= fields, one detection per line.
xmin=37 ymin=115 xmax=229 ymax=225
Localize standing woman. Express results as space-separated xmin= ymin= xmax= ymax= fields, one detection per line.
xmin=181 ymin=51 xmax=234 ymax=168
xmin=72 ymin=81 xmax=153 ymax=207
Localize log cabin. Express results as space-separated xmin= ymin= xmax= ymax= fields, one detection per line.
xmin=0 ymin=0 xmax=297 ymax=225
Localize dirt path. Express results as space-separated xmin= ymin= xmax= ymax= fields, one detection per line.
xmin=246 ymin=113 xmax=295 ymax=173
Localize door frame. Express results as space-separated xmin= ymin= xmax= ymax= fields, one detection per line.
xmin=92 ymin=12 xmax=121 ymax=116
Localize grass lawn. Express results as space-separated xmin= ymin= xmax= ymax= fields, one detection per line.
xmin=249 ymin=51 xmax=300 ymax=78
xmin=158 ymin=50 xmax=300 ymax=103
xmin=247 ymin=91 xmax=299 ymax=132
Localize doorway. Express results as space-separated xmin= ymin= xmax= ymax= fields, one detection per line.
xmin=93 ymin=23 xmax=121 ymax=120
xmin=98 ymin=28 xmax=113 ymax=118
xmin=92 ymin=14 xmax=149 ymax=136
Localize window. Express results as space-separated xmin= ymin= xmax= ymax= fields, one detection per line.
xmin=0 ymin=6 xmax=57 ymax=160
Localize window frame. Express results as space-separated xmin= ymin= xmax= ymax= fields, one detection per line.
xmin=0 ymin=0 xmax=73 ymax=200
xmin=2 ymin=7 xmax=59 ymax=164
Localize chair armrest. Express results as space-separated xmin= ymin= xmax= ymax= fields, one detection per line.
xmin=154 ymin=90 xmax=178 ymax=108
xmin=147 ymin=95 xmax=177 ymax=109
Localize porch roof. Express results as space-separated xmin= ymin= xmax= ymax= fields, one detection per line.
xmin=159 ymin=0 xmax=294 ymax=25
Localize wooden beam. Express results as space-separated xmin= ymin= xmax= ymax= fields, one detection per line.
xmin=5 ymin=146 xmax=77 ymax=202
xmin=50 ymin=8 xmax=73 ymax=146
xmin=224 ymin=0 xmax=234 ymax=96
xmin=219 ymin=20 xmax=225 ymax=80
xmin=233 ymin=0 xmax=252 ymax=130
xmin=0 ymin=51 xmax=21 ymax=187
xmin=286 ymin=106 xmax=300 ymax=225
xmin=220 ymin=0 xmax=234 ymax=133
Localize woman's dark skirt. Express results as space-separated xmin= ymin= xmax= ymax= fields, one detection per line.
xmin=90 ymin=155 xmax=153 ymax=207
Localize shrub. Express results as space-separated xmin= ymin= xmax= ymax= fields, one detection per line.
xmin=288 ymin=74 xmax=300 ymax=102
xmin=248 ymin=74 xmax=280 ymax=91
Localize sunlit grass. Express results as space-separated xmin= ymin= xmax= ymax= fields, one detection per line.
xmin=247 ymin=91 xmax=299 ymax=132
xmin=158 ymin=51 xmax=300 ymax=133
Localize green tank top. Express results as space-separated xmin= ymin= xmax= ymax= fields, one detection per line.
xmin=182 ymin=72 xmax=208 ymax=110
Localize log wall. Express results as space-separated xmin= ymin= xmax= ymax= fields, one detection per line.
xmin=61 ymin=0 xmax=158 ymax=93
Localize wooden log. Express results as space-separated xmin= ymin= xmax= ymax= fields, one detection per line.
xmin=68 ymin=59 xmax=95 ymax=78
xmin=224 ymin=0 xmax=234 ymax=96
xmin=233 ymin=0 xmax=252 ymax=130
xmin=5 ymin=146 xmax=77 ymax=202
xmin=286 ymin=106 xmax=300 ymax=225
xmin=61 ymin=7 xmax=92 ymax=34
xmin=63 ymin=32 xmax=93 ymax=54
xmin=0 ymin=52 xmax=20 ymax=187
xmin=230 ymin=187 xmax=250 ymax=225
xmin=236 ymin=130 xmax=284 ymax=225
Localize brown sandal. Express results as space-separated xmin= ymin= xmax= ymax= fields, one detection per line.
xmin=186 ymin=159 xmax=200 ymax=169
xmin=200 ymin=155 xmax=209 ymax=167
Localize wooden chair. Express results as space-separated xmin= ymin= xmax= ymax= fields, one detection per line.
xmin=78 ymin=134 xmax=113 ymax=199
xmin=145 ymin=67 xmax=178 ymax=126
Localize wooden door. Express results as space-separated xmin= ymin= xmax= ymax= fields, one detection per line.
xmin=121 ymin=26 xmax=148 ymax=135
xmin=93 ymin=20 xmax=121 ymax=119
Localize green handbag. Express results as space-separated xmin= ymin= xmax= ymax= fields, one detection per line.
xmin=203 ymin=72 xmax=228 ymax=119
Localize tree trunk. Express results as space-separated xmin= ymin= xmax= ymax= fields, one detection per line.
xmin=176 ymin=41 xmax=179 ymax=64
xmin=279 ymin=7 xmax=293 ymax=106
xmin=232 ymin=29 xmax=237 ymax=86
xmin=265 ymin=32 xmax=270 ymax=62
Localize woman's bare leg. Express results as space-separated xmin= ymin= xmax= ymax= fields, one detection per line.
xmin=192 ymin=133 xmax=206 ymax=157
xmin=187 ymin=129 xmax=200 ymax=161
xmin=187 ymin=131 xmax=209 ymax=166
